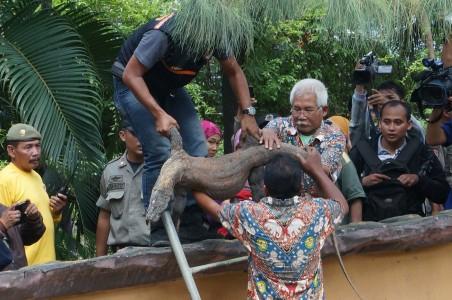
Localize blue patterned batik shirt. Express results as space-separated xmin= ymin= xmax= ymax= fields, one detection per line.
xmin=220 ymin=196 xmax=343 ymax=300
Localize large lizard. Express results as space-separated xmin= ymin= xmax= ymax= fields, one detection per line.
xmin=145 ymin=127 xmax=307 ymax=223
xmin=145 ymin=128 xmax=364 ymax=299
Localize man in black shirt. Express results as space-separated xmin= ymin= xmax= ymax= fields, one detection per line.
xmin=350 ymin=100 xmax=448 ymax=221
xmin=113 ymin=15 xmax=269 ymax=242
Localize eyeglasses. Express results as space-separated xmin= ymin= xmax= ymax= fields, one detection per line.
xmin=291 ymin=106 xmax=321 ymax=116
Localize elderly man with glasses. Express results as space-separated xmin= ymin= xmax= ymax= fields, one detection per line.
xmin=261 ymin=78 xmax=346 ymax=196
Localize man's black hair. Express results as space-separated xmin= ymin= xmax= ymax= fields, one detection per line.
xmin=377 ymin=80 xmax=405 ymax=100
xmin=264 ymin=154 xmax=302 ymax=199
xmin=380 ymin=100 xmax=411 ymax=121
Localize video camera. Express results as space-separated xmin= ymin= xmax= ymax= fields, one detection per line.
xmin=352 ymin=52 xmax=393 ymax=85
xmin=411 ymin=59 xmax=452 ymax=111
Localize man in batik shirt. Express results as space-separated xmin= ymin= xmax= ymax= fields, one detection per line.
xmin=261 ymin=78 xmax=345 ymax=196
xmin=194 ymin=150 xmax=348 ymax=299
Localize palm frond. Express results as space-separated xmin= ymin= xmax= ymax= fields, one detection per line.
xmin=171 ymin=0 xmax=314 ymax=57
xmin=0 ymin=0 xmax=39 ymax=25
xmin=71 ymin=161 xmax=101 ymax=232
xmin=320 ymin=0 xmax=452 ymax=52
xmin=171 ymin=0 xmax=254 ymax=57
xmin=243 ymin=0 xmax=308 ymax=23
xmin=0 ymin=3 xmax=108 ymax=231
xmin=53 ymin=2 xmax=123 ymax=88
xmin=170 ymin=0 xmax=452 ymax=57
xmin=0 ymin=9 xmax=104 ymax=173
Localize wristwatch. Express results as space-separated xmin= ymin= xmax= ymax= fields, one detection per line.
xmin=242 ymin=106 xmax=256 ymax=116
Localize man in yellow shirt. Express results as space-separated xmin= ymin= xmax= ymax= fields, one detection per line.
xmin=0 ymin=124 xmax=67 ymax=265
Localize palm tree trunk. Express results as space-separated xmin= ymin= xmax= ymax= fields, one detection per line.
xmin=221 ymin=75 xmax=236 ymax=154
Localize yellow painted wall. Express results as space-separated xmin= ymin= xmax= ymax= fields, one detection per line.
xmin=56 ymin=271 xmax=248 ymax=300
xmin=55 ymin=243 xmax=452 ymax=300
xmin=323 ymin=243 xmax=452 ymax=300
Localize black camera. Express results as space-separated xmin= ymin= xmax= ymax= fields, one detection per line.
xmin=14 ymin=200 xmax=30 ymax=224
xmin=411 ymin=59 xmax=452 ymax=110
xmin=352 ymin=52 xmax=392 ymax=85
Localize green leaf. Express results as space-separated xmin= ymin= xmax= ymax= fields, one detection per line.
xmin=54 ymin=2 xmax=123 ymax=88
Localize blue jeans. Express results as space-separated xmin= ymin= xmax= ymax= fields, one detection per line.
xmin=113 ymin=77 xmax=207 ymax=209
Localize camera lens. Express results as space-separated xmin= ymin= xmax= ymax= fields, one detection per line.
xmin=420 ymin=85 xmax=446 ymax=106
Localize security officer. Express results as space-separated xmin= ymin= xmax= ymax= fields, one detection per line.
xmin=95 ymin=122 xmax=148 ymax=256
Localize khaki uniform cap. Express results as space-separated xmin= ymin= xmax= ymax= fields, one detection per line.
xmin=6 ymin=123 xmax=42 ymax=142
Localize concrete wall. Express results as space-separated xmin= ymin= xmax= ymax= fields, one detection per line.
xmin=54 ymin=243 xmax=452 ymax=300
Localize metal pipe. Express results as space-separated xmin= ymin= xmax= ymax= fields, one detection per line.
xmin=162 ymin=211 xmax=201 ymax=300
xmin=191 ymin=256 xmax=248 ymax=274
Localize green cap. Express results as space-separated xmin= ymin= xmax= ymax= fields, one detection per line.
xmin=6 ymin=123 xmax=42 ymax=142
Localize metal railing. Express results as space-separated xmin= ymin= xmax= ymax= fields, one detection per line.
xmin=161 ymin=211 xmax=247 ymax=300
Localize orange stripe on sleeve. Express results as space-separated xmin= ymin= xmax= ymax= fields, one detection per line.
xmin=154 ymin=13 xmax=174 ymax=29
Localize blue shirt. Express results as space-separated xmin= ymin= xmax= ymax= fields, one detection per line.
xmin=441 ymin=120 xmax=452 ymax=146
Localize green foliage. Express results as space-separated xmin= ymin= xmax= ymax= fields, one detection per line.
xmin=400 ymin=50 xmax=432 ymax=96
xmin=56 ymin=222 xmax=96 ymax=260
xmin=0 ymin=0 xmax=124 ymax=234
xmin=0 ymin=1 xmax=104 ymax=173
xmin=172 ymin=0 xmax=254 ymax=57
xmin=317 ymin=0 xmax=452 ymax=56
xmin=186 ymin=82 xmax=222 ymax=123
xmin=54 ymin=2 xmax=123 ymax=88
xmin=0 ymin=160 xmax=8 ymax=170
xmin=55 ymin=0 xmax=174 ymax=35
xmin=244 ymin=11 xmax=360 ymax=116
xmin=53 ymin=1 xmax=126 ymax=160
xmin=41 ymin=162 xmax=99 ymax=259
xmin=243 ymin=0 xmax=307 ymax=22
xmin=185 ymin=58 xmax=224 ymax=125
xmin=190 ymin=9 xmax=434 ymax=121
xmin=168 ymin=0 xmax=452 ymax=59
xmin=172 ymin=0 xmax=311 ymax=57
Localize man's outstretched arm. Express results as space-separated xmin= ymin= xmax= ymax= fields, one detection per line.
xmin=219 ymin=57 xmax=260 ymax=139
xmin=193 ymin=191 xmax=222 ymax=222
xmin=301 ymin=147 xmax=349 ymax=216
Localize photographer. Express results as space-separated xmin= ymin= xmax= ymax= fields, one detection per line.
xmin=418 ymin=39 xmax=452 ymax=211
xmin=350 ymin=59 xmax=425 ymax=146
xmin=426 ymin=97 xmax=452 ymax=146
xmin=426 ymin=39 xmax=452 ymax=147
xmin=0 ymin=201 xmax=45 ymax=271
